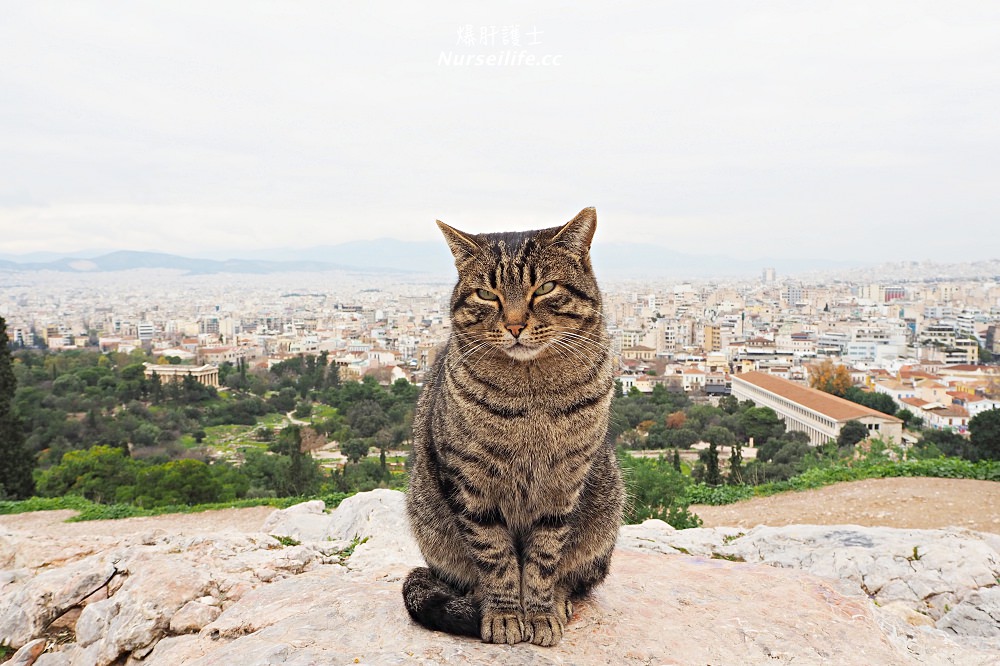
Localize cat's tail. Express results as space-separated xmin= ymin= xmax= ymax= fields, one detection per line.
xmin=402 ymin=567 xmax=480 ymax=638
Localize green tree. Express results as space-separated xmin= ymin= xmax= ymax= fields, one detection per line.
xmin=843 ymin=386 xmax=897 ymax=416
xmin=895 ymin=408 xmax=921 ymax=429
xmin=618 ymin=452 xmax=701 ymax=529
xmin=837 ymin=420 xmax=868 ymax=449
xmin=718 ymin=395 xmax=740 ymax=414
xmin=968 ymin=408 xmax=1000 ymax=461
xmin=36 ymin=445 xmax=137 ymax=503
xmin=346 ymin=400 xmax=388 ymax=438
xmin=704 ymin=425 xmax=735 ymax=448
xmin=0 ymin=316 xmax=35 ymax=498
xmin=728 ymin=442 xmax=744 ymax=485
xmin=270 ymin=426 xmax=323 ymax=495
xmin=701 ymin=441 xmax=722 ymax=485
xmin=739 ymin=407 xmax=784 ymax=446
xmin=341 ymin=438 xmax=372 ymax=465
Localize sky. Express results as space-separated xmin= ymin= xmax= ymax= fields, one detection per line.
xmin=1 ymin=2 xmax=999 ymax=263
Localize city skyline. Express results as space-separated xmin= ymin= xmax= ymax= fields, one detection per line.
xmin=3 ymin=3 xmax=999 ymax=262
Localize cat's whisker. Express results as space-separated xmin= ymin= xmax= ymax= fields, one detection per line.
xmin=548 ymin=338 xmax=591 ymax=369
xmin=553 ymin=332 xmax=609 ymax=357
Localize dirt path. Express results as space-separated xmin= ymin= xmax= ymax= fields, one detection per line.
xmin=2 ymin=478 xmax=998 ymax=539
xmin=691 ymin=477 xmax=1000 ymax=534
xmin=0 ymin=505 xmax=277 ymax=540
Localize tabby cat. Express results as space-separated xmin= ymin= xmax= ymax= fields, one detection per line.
xmin=402 ymin=207 xmax=624 ymax=647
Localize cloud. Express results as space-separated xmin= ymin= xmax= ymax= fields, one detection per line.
xmin=1 ymin=2 xmax=998 ymax=263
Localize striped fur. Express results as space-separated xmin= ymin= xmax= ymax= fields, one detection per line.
xmin=403 ymin=208 xmax=625 ymax=647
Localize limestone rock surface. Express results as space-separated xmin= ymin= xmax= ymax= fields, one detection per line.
xmin=0 ymin=491 xmax=997 ymax=666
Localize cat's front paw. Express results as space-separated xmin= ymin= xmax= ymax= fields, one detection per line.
xmin=481 ymin=610 xmax=526 ymax=644
xmin=525 ymin=612 xmax=565 ymax=647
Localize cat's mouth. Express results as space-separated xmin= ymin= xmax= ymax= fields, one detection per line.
xmin=504 ymin=340 xmax=545 ymax=361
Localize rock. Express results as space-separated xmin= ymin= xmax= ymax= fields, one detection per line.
xmin=0 ymin=553 xmax=121 ymax=647
xmin=878 ymin=601 xmax=937 ymax=628
xmin=143 ymin=549 xmax=995 ymax=665
xmin=615 ymin=518 xmax=682 ymax=554
xmin=619 ymin=522 xmax=745 ymax=557
xmin=78 ymin=556 xmax=212 ymax=666
xmin=4 ymin=491 xmax=999 ymax=665
xmin=169 ymin=601 xmax=221 ymax=634
xmin=7 ymin=638 xmax=46 ymax=666
xmin=724 ymin=525 xmax=1000 ymax=624
xmin=937 ymin=587 xmax=1000 ymax=641
xmin=260 ymin=500 xmax=331 ymax=542
xmin=617 ymin=522 xmax=1000 ymax=637
xmin=321 ymin=489 xmax=422 ymax=580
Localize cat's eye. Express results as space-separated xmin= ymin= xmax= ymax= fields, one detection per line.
xmin=533 ymin=281 xmax=556 ymax=297
xmin=477 ymin=289 xmax=499 ymax=301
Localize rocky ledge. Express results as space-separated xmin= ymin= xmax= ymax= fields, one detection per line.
xmin=1 ymin=489 xmax=998 ymax=665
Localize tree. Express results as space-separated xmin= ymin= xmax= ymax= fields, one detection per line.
xmin=701 ymin=441 xmax=722 ymax=485
xmin=808 ymin=359 xmax=852 ymax=397
xmin=704 ymin=425 xmax=736 ymax=448
xmin=665 ymin=427 xmax=699 ymax=449
xmin=728 ymin=442 xmax=744 ymax=485
xmin=718 ymin=395 xmax=740 ymax=414
xmin=270 ymin=426 xmax=322 ymax=495
xmin=341 ymin=438 xmax=372 ymax=465
xmin=968 ymin=408 xmax=1000 ymax=461
xmin=739 ymin=407 xmax=784 ymax=446
xmin=843 ymin=386 xmax=897 ymax=416
xmin=895 ymin=408 xmax=921 ymax=429
xmin=346 ymin=400 xmax=388 ymax=438
xmin=0 ymin=316 xmax=35 ymax=498
xmin=35 ymin=445 xmax=137 ymax=503
xmin=837 ymin=420 xmax=868 ymax=449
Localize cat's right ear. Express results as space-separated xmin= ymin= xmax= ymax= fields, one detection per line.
xmin=436 ymin=220 xmax=480 ymax=267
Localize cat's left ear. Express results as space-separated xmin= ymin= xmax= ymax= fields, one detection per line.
xmin=550 ymin=207 xmax=597 ymax=257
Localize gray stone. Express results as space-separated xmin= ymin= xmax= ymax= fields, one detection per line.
xmin=725 ymin=525 xmax=1000 ymax=624
xmin=260 ymin=500 xmax=332 ymax=542
xmin=322 ymin=489 xmax=423 ymax=580
xmin=937 ymin=586 xmax=1000 ymax=641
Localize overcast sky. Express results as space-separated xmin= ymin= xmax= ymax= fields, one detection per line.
xmin=2 ymin=2 xmax=998 ymax=262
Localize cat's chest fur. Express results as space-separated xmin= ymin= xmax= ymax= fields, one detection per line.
xmin=435 ymin=355 xmax=612 ymax=525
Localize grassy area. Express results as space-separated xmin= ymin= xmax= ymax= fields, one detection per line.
xmin=0 ymin=492 xmax=356 ymax=521
xmin=307 ymin=404 xmax=339 ymax=421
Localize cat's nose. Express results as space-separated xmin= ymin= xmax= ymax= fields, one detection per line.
xmin=505 ymin=322 xmax=526 ymax=337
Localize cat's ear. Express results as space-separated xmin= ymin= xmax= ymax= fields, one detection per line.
xmin=436 ymin=220 xmax=480 ymax=266
xmin=550 ymin=207 xmax=597 ymax=256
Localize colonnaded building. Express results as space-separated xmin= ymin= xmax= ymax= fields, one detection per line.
xmin=731 ymin=371 xmax=903 ymax=446
xmin=142 ymin=363 xmax=220 ymax=388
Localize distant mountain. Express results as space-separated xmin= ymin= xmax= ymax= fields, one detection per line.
xmin=0 ymin=242 xmax=864 ymax=278
xmin=0 ymin=250 xmax=409 ymax=276
xmin=0 ymin=248 xmax=115 ymax=263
